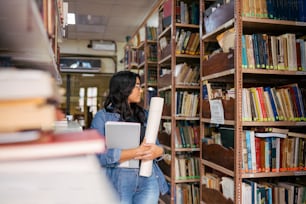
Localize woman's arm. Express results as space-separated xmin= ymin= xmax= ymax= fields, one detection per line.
xmin=133 ymin=139 xmax=164 ymax=160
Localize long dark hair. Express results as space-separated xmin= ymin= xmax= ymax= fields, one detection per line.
xmin=104 ymin=71 xmax=145 ymax=124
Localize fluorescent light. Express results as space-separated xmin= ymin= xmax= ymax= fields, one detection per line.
xmin=67 ymin=13 xmax=75 ymax=25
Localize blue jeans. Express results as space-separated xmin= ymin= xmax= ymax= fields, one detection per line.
xmin=115 ymin=169 xmax=159 ymax=204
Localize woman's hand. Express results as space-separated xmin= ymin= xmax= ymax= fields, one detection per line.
xmin=134 ymin=139 xmax=164 ymax=160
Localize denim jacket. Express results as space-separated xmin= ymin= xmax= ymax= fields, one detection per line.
xmin=91 ymin=108 xmax=169 ymax=195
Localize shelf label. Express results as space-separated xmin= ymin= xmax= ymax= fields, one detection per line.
xmin=209 ymin=99 xmax=224 ymax=124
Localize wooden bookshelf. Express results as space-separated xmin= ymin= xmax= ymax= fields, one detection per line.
xmin=0 ymin=0 xmax=62 ymax=82
xmin=200 ymin=0 xmax=306 ymax=203
xmin=124 ymin=4 xmax=160 ymax=109
xmin=157 ymin=0 xmax=202 ymax=203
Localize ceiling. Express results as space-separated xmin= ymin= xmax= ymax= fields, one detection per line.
xmin=65 ymin=0 xmax=160 ymax=42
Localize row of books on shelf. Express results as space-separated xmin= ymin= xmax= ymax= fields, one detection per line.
xmin=174 ymin=63 xmax=200 ymax=85
xmin=241 ymin=33 xmax=306 ymax=71
xmin=130 ymin=26 xmax=157 ymax=47
xmin=242 ymin=83 xmax=306 ymax=122
xmin=242 ymin=130 xmax=306 ymax=173
xmin=174 ymin=155 xmax=200 ymax=180
xmin=242 ymin=0 xmax=306 ymax=22
xmin=146 ymin=44 xmax=158 ymax=62
xmin=175 ymin=183 xmax=200 ymax=204
xmin=175 ymin=29 xmax=200 ymax=55
xmin=175 ymin=90 xmax=199 ymax=117
xmin=161 ymin=0 xmax=199 ymax=29
xmin=125 ymin=44 xmax=157 ymax=66
xmin=160 ymin=89 xmax=199 ymax=117
xmin=146 ymin=26 xmax=158 ymax=41
xmin=175 ymin=0 xmax=199 ymax=25
xmin=174 ymin=124 xmax=200 ymax=148
xmin=242 ymin=179 xmax=306 ymax=204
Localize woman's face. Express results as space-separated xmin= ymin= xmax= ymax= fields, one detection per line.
xmin=128 ymin=77 xmax=143 ymax=104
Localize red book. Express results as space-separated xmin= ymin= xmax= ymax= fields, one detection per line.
xmin=0 ymin=129 xmax=105 ymax=161
xmin=255 ymin=137 xmax=262 ymax=172
xmin=256 ymin=87 xmax=268 ymax=121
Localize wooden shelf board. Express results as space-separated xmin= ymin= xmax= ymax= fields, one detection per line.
xmin=201 ymin=118 xmax=235 ymax=126
xmin=202 ymin=159 xmax=234 ymax=177
xmin=0 ymin=0 xmax=61 ymax=82
xmin=158 ymin=25 xmax=171 ymax=39
xmin=201 ymin=69 xmax=235 ymax=81
xmin=202 ymin=18 xmax=235 ymax=41
xmin=159 ymin=54 xmax=172 ymax=65
xmin=175 ymin=178 xmax=201 ymax=183
xmin=242 ymin=170 xmax=306 ymax=178
xmin=176 ymin=23 xmax=199 ymax=29
xmin=175 ymin=147 xmax=200 ymax=152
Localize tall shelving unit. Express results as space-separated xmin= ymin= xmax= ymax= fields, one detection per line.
xmin=139 ymin=36 xmax=159 ymax=109
xmin=0 ymin=1 xmax=117 ymax=203
xmin=123 ymin=4 xmax=160 ymax=110
xmin=0 ymin=0 xmax=62 ymax=82
xmin=157 ymin=0 xmax=202 ymax=203
xmin=200 ymin=0 xmax=306 ymax=203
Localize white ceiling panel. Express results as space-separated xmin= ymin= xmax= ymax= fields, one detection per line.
xmin=64 ymin=0 xmax=159 ymax=42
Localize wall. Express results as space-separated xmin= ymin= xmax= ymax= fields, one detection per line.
xmin=59 ymin=39 xmax=126 ymax=72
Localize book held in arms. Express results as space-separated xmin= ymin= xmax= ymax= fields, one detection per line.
xmin=105 ymin=121 xmax=141 ymax=168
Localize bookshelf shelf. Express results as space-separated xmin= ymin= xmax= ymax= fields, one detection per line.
xmin=201 ymin=18 xmax=235 ymax=41
xmin=158 ymin=25 xmax=171 ymax=39
xmin=176 ymin=23 xmax=199 ymax=29
xmin=176 ymin=54 xmax=200 ymax=58
xmin=242 ymin=121 xmax=306 ymax=127
xmin=242 ymin=69 xmax=306 ymax=75
xmin=175 ymin=147 xmax=200 ymax=152
xmin=242 ymin=17 xmax=306 ymax=32
xmin=202 ymin=159 xmax=234 ymax=177
xmin=0 ymin=0 xmax=61 ymax=82
xmin=175 ymin=116 xmax=200 ymax=120
xmin=175 ymin=178 xmax=201 ymax=183
xmin=138 ymin=62 xmax=145 ymax=68
xmin=242 ymin=171 xmax=306 ymax=179
xmin=201 ymin=68 xmax=235 ymax=81
xmin=201 ymin=118 xmax=235 ymax=126
xmin=158 ymin=55 xmax=172 ymax=65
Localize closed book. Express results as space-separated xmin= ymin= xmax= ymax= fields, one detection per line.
xmin=0 ymin=98 xmax=56 ymax=132
xmin=0 ymin=68 xmax=61 ymax=101
xmin=0 ymin=129 xmax=105 ymax=161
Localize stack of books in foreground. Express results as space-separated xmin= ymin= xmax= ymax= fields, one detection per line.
xmin=0 ymin=68 xmax=117 ymax=203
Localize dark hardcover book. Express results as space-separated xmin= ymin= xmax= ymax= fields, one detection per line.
xmin=264 ymin=86 xmax=279 ymax=121
xmin=252 ymin=34 xmax=261 ymax=69
xmin=266 ymin=0 xmax=275 ymax=19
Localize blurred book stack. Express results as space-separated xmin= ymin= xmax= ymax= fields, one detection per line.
xmin=0 ymin=68 xmax=62 ymax=134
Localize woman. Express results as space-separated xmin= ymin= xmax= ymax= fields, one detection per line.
xmin=91 ymin=70 xmax=168 ymax=204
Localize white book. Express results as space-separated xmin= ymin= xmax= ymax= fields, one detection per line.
xmin=0 ymin=155 xmax=119 ymax=204
xmin=0 ymin=68 xmax=61 ymax=101
xmin=255 ymin=132 xmax=287 ymax=138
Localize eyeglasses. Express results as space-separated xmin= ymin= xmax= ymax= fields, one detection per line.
xmin=134 ymin=84 xmax=142 ymax=90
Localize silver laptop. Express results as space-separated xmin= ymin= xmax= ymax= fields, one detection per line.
xmin=105 ymin=121 xmax=141 ymax=168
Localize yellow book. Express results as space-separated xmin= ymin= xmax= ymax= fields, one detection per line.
xmin=0 ymin=99 xmax=55 ymax=132
xmin=250 ymin=87 xmax=263 ymax=121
